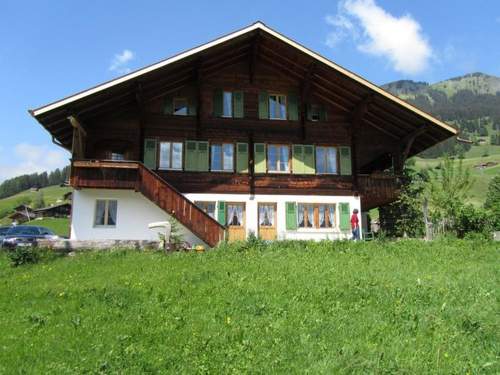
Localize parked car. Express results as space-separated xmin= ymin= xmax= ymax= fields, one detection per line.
xmin=0 ymin=226 xmax=12 ymax=248
xmin=2 ymin=226 xmax=58 ymax=249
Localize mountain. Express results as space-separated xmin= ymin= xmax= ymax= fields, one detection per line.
xmin=382 ymin=72 xmax=500 ymax=157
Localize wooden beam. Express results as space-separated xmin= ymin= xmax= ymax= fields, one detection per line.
xmin=400 ymin=125 xmax=428 ymax=167
xmin=67 ymin=115 xmax=87 ymax=137
xmin=249 ymin=33 xmax=260 ymax=84
xmin=300 ymin=62 xmax=316 ymax=140
xmin=195 ymin=58 xmax=203 ymax=138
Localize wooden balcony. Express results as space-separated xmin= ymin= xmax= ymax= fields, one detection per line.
xmin=71 ymin=160 xmax=225 ymax=247
xmin=358 ymin=174 xmax=401 ymax=210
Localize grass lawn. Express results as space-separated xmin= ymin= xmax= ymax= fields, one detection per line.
xmin=25 ymin=217 xmax=70 ymax=237
xmin=0 ymin=239 xmax=498 ymax=373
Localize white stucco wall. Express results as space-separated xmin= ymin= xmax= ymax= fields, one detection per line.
xmin=185 ymin=193 xmax=362 ymax=241
xmin=71 ymin=189 xmax=361 ymax=243
xmin=71 ymin=189 xmax=205 ymax=245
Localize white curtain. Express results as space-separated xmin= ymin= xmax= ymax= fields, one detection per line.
xmin=328 ymin=205 xmax=335 ymax=228
xmin=236 ymin=205 xmax=243 ymax=226
xmin=259 ymin=205 xmax=274 ymax=226
xmin=319 ymin=205 xmax=326 ymax=227
xmin=298 ymin=204 xmax=305 ymax=227
xmin=107 ymin=200 xmax=117 ymax=226
xmin=95 ymin=200 xmax=106 ymax=225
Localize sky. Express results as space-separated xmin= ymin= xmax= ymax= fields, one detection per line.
xmin=0 ymin=0 xmax=499 ymax=182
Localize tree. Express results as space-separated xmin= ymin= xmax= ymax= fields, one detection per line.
xmin=32 ymin=191 xmax=45 ymax=209
xmin=484 ymin=176 xmax=500 ymax=230
xmin=425 ymin=156 xmax=474 ymax=234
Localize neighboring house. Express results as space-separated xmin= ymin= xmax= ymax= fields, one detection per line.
xmin=9 ymin=205 xmax=35 ymax=224
xmin=29 ymin=22 xmax=457 ymax=246
xmin=34 ymin=203 xmax=72 ymax=218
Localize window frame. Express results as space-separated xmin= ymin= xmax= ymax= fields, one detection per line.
xmin=296 ymin=203 xmax=336 ymax=230
xmin=195 ymin=201 xmax=216 ymax=219
xmin=210 ymin=143 xmax=234 ymax=172
xmin=267 ymin=144 xmax=290 ymax=173
xmin=172 ymin=97 xmax=188 ymax=116
xmin=315 ymin=146 xmax=339 ymax=175
xmin=226 ymin=202 xmax=245 ymax=227
xmin=222 ymin=91 xmax=233 ymax=118
xmin=93 ymin=199 xmax=118 ymax=228
xmin=268 ymin=93 xmax=287 ymax=120
xmin=158 ymin=141 xmax=183 ymax=170
xmin=310 ymin=104 xmax=321 ymax=122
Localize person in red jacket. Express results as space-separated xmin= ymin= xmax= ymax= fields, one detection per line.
xmin=351 ymin=208 xmax=360 ymax=240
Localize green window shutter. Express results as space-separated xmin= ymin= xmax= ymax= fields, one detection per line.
xmin=217 ymin=201 xmax=226 ymax=225
xmin=339 ymin=146 xmax=352 ymax=175
xmin=339 ymin=203 xmax=351 ymax=230
xmin=236 ymin=143 xmax=249 ymax=173
xmin=254 ymin=143 xmax=266 ymax=173
xmin=185 ymin=140 xmax=197 ymax=171
xmin=292 ymin=145 xmax=304 ymax=174
xmin=233 ymin=91 xmax=244 ymax=118
xmin=143 ymin=138 xmax=157 ymax=169
xmin=288 ymin=92 xmax=299 ymax=121
xmin=213 ymin=89 xmax=223 ymax=117
xmin=188 ymin=98 xmax=197 ymax=116
xmin=303 ymin=145 xmax=315 ymax=174
xmin=258 ymin=91 xmax=269 ymax=119
xmin=285 ymin=202 xmax=297 ymax=230
xmin=163 ymin=97 xmax=173 ymax=115
xmin=197 ymin=141 xmax=209 ymax=171
xmin=320 ymin=105 xmax=328 ymax=121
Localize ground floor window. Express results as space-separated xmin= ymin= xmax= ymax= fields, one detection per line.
xmin=195 ymin=201 xmax=216 ymax=219
xmin=258 ymin=203 xmax=275 ymax=227
xmin=297 ymin=203 xmax=336 ymax=229
xmin=94 ymin=199 xmax=117 ymax=227
xmin=227 ymin=203 xmax=244 ymax=226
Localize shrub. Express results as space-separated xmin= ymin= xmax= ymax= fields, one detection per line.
xmin=7 ymin=246 xmax=41 ymax=267
xmin=455 ymin=205 xmax=494 ymax=238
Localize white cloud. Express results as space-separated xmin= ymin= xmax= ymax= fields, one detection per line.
xmin=109 ymin=49 xmax=135 ymax=74
xmin=325 ymin=0 xmax=433 ymax=75
xmin=0 ymin=143 xmax=69 ymax=182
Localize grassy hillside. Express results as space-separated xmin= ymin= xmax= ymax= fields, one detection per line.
xmin=415 ymin=144 xmax=500 ymax=206
xmin=0 ymin=240 xmax=497 ymax=373
xmin=0 ymin=185 xmax=71 ymax=225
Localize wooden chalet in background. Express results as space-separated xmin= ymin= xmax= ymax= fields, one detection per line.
xmin=29 ymin=22 xmax=457 ymax=246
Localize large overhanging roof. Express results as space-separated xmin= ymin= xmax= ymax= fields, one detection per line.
xmin=29 ymin=21 xmax=458 ymax=154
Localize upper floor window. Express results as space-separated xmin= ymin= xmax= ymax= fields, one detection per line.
xmin=195 ymin=201 xmax=216 ymax=219
xmin=94 ymin=199 xmax=117 ymax=227
xmin=310 ymin=104 xmax=321 ymax=122
xmin=173 ymin=98 xmax=188 ymax=116
xmin=111 ymin=152 xmax=125 ymax=161
xmin=268 ymin=144 xmax=289 ymax=173
xmin=316 ymin=146 xmax=338 ymax=174
xmin=269 ymin=94 xmax=287 ymax=120
xmin=223 ymin=91 xmax=233 ymax=117
xmin=211 ymin=143 xmax=234 ymax=172
xmin=159 ymin=142 xmax=183 ymax=170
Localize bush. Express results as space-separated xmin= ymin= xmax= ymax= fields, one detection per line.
xmin=455 ymin=205 xmax=494 ymax=238
xmin=7 ymin=246 xmax=41 ymax=267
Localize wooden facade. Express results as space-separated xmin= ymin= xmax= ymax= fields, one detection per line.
xmin=30 ymin=22 xmax=457 ymax=245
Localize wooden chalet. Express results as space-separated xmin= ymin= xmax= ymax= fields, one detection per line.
xmin=29 ymin=22 xmax=457 ymax=246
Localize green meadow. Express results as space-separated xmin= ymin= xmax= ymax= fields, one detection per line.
xmin=0 ymin=239 xmax=498 ymax=373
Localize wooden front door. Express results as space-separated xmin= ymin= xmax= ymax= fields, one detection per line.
xmin=226 ymin=203 xmax=246 ymax=241
xmin=258 ymin=203 xmax=277 ymax=240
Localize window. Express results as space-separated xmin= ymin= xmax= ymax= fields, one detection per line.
xmin=94 ymin=200 xmax=117 ymax=227
xmin=316 ymin=146 xmax=338 ymax=174
xmin=159 ymin=142 xmax=183 ymax=170
xmin=297 ymin=203 xmax=336 ymax=229
xmin=297 ymin=203 xmax=314 ymax=228
xmin=195 ymin=201 xmax=216 ymax=219
xmin=227 ymin=203 xmax=244 ymax=226
xmin=269 ymin=94 xmax=287 ymax=120
xmin=173 ymin=98 xmax=188 ymax=116
xmin=267 ymin=145 xmax=289 ymax=172
xmin=211 ymin=143 xmax=234 ymax=172
xmin=318 ymin=204 xmax=335 ymax=228
xmin=258 ymin=204 xmax=275 ymax=227
xmin=111 ymin=152 xmax=125 ymax=161
xmin=310 ymin=104 xmax=321 ymax=122
xmin=222 ymin=91 xmax=233 ymax=117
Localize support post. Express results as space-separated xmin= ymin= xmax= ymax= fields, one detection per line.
xmin=300 ymin=62 xmax=316 ymax=140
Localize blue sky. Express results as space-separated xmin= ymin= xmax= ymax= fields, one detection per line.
xmin=0 ymin=0 xmax=499 ymax=181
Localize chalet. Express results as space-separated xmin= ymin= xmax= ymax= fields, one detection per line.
xmin=29 ymin=22 xmax=457 ymax=246
xmin=34 ymin=203 xmax=72 ymax=218
xmin=9 ymin=205 xmax=35 ymax=224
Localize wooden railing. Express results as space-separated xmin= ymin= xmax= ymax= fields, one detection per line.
xmin=71 ymin=160 xmax=225 ymax=247
xmin=358 ymin=174 xmax=401 ymax=210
